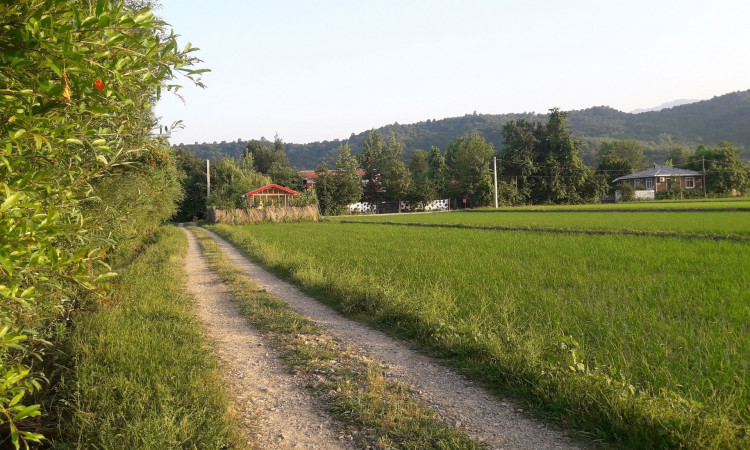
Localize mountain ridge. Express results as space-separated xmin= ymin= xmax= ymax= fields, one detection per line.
xmin=176 ymin=89 xmax=750 ymax=168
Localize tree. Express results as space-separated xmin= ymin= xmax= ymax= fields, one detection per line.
xmin=314 ymin=144 xmax=362 ymax=215
xmin=245 ymin=138 xmax=288 ymax=174
xmin=359 ymin=130 xmax=385 ymax=203
xmin=665 ymin=146 xmax=693 ymax=168
xmin=690 ymin=143 xmax=750 ymax=194
xmin=408 ymin=150 xmax=437 ymax=203
xmin=500 ymin=109 xmax=596 ymax=204
xmin=268 ymin=162 xmax=305 ymax=191
xmin=445 ymin=134 xmax=494 ymax=206
xmin=427 ymin=146 xmax=448 ymax=198
xmin=207 ymin=158 xmax=270 ymax=209
xmin=597 ymin=140 xmax=648 ymax=183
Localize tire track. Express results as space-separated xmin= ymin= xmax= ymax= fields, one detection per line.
xmin=199 ymin=226 xmax=580 ymax=450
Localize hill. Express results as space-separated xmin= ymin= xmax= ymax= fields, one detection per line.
xmin=629 ymin=98 xmax=701 ymax=114
xmin=175 ymin=89 xmax=750 ymax=168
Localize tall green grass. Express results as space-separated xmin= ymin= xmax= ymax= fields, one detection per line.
xmin=338 ymin=210 xmax=750 ymax=236
xmin=210 ymin=222 xmax=750 ymax=448
xmin=478 ymin=197 xmax=750 ymax=211
xmin=55 ymin=226 xmax=239 ymax=449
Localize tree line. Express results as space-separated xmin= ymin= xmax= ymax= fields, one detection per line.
xmin=174 ymin=108 xmax=750 ymax=218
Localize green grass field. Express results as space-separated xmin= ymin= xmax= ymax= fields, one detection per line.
xmin=56 ymin=226 xmax=239 ymax=449
xmin=209 ymin=211 xmax=750 ymax=448
xmin=479 ymin=197 xmax=750 ymax=211
xmin=338 ymin=210 xmax=750 ymax=236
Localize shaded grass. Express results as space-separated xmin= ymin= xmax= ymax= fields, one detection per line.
xmin=208 ymin=221 xmax=750 ymax=448
xmin=337 ymin=210 xmax=750 ymax=237
xmin=54 ymin=226 xmax=239 ymax=449
xmin=190 ymin=227 xmax=482 ymax=449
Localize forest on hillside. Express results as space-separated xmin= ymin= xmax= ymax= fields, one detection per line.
xmin=176 ymin=89 xmax=750 ymax=169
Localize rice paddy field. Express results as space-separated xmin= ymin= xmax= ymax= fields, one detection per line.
xmin=208 ymin=199 xmax=750 ymax=448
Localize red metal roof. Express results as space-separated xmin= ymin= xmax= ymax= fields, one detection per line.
xmin=243 ymin=184 xmax=301 ymax=197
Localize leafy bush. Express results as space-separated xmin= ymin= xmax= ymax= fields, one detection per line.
xmin=615 ymin=183 xmax=635 ymax=202
xmin=656 ymin=188 xmax=706 ymax=200
xmin=0 ymin=1 xmax=204 ymax=446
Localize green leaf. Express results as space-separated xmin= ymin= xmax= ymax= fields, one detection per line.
xmin=93 ymin=272 xmax=118 ymax=282
xmin=98 ymin=14 xmax=111 ymax=28
xmin=45 ymin=59 xmax=62 ymax=77
xmin=1 ymin=192 xmax=23 ymax=212
xmin=134 ymin=11 xmax=153 ymax=24
xmin=12 ymin=129 xmax=26 ymax=140
xmin=9 ymin=391 xmax=24 ymax=407
xmin=65 ymin=138 xmax=84 ymax=146
xmin=13 ymin=404 xmax=41 ymax=421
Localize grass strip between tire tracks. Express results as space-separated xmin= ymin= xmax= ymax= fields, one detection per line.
xmin=54 ymin=226 xmax=241 ymax=449
xmin=189 ymin=227 xmax=482 ymax=449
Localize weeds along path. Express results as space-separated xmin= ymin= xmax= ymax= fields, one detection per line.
xmin=199 ymin=227 xmax=578 ymax=450
xmin=180 ymin=226 xmax=350 ymax=449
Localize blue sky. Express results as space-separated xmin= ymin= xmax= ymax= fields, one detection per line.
xmin=153 ymin=0 xmax=750 ymax=145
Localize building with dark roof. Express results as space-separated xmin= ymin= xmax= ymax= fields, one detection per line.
xmin=612 ymin=164 xmax=702 ymax=192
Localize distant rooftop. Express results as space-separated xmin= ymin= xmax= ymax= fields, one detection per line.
xmin=612 ymin=164 xmax=700 ymax=182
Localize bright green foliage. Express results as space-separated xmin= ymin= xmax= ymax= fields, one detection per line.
xmin=445 ymin=134 xmax=494 ymax=206
xmin=339 ymin=208 xmax=750 ymax=237
xmin=62 ymin=227 xmax=236 ymax=448
xmin=0 ymin=0 xmax=204 ymax=446
xmin=212 ymin=219 xmax=750 ymax=448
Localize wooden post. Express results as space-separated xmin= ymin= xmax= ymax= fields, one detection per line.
xmin=702 ymin=155 xmax=707 ymax=198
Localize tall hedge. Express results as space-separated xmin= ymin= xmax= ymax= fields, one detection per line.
xmin=0 ymin=1 xmax=204 ymax=447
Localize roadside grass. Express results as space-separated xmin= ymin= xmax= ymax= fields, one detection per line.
xmin=208 ymin=221 xmax=750 ymax=448
xmin=189 ymin=227 xmax=481 ymax=449
xmin=54 ymin=226 xmax=240 ymax=449
xmin=337 ymin=210 xmax=750 ymax=237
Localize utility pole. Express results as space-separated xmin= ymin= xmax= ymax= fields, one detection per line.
xmin=493 ymin=156 xmax=498 ymax=208
xmin=206 ymin=159 xmax=211 ymax=198
xmin=702 ymin=155 xmax=707 ymax=198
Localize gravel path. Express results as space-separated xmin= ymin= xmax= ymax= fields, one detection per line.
xmin=181 ymin=227 xmax=351 ymax=449
xmin=200 ymin=227 xmax=580 ymax=450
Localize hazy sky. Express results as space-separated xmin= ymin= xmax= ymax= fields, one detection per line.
xmin=153 ymin=0 xmax=750 ymax=145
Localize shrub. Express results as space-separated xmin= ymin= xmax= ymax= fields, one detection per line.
xmin=615 ymin=183 xmax=635 ymax=202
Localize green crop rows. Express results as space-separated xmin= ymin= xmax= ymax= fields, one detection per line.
xmin=209 ymin=205 xmax=749 ymax=448
xmin=338 ymin=210 xmax=750 ymax=237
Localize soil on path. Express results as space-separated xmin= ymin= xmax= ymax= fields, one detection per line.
xmin=181 ymin=226 xmax=351 ymax=449
xmin=200 ymin=227 xmax=580 ymax=450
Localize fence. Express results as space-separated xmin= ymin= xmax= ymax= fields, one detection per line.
xmin=347 ymin=199 xmax=451 ymax=214
xmin=207 ymin=205 xmax=320 ymax=225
